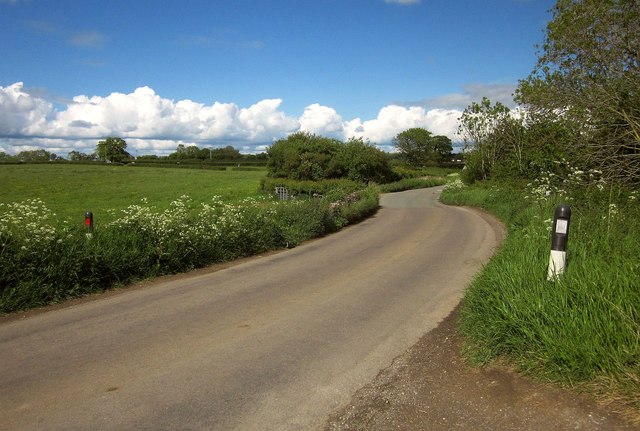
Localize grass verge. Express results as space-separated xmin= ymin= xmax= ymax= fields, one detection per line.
xmin=441 ymin=176 xmax=640 ymax=419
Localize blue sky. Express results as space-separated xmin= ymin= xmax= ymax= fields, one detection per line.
xmin=0 ymin=0 xmax=554 ymax=155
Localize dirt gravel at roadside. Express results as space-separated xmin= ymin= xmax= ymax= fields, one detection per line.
xmin=325 ymin=305 xmax=638 ymax=431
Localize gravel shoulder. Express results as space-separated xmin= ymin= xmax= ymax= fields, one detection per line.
xmin=325 ymin=304 xmax=638 ymax=431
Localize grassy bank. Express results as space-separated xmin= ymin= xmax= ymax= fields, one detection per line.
xmin=441 ymin=175 xmax=640 ymax=416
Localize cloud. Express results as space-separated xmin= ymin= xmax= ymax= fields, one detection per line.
xmin=344 ymin=105 xmax=461 ymax=144
xmin=68 ymin=120 xmax=97 ymax=129
xmin=0 ymin=82 xmax=300 ymax=153
xmin=25 ymin=20 xmax=57 ymax=33
xmin=384 ymin=0 xmax=421 ymax=5
xmin=238 ymin=40 xmax=266 ymax=49
xmin=0 ymin=82 xmax=466 ymax=156
xmin=23 ymin=20 xmax=108 ymax=51
xmin=299 ymin=104 xmax=344 ymax=137
xmin=0 ymin=82 xmax=54 ymax=136
xmin=68 ymin=31 xmax=108 ymax=49
xmin=401 ymin=82 xmax=518 ymax=110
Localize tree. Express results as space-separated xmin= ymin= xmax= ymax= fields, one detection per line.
xmin=0 ymin=151 xmax=16 ymax=162
xmin=267 ymin=132 xmax=341 ymax=180
xmin=458 ymin=98 xmax=524 ymax=182
xmin=267 ymin=132 xmax=396 ymax=183
xmin=330 ymin=138 xmax=396 ymax=183
xmin=209 ymin=146 xmax=241 ymax=160
xmin=96 ymin=137 xmax=132 ymax=163
xmin=393 ymin=128 xmax=452 ymax=166
xmin=516 ymin=0 xmax=640 ymax=183
xmin=15 ymin=149 xmax=60 ymax=162
xmin=167 ymin=144 xmax=200 ymax=160
xmin=68 ymin=151 xmax=97 ymax=161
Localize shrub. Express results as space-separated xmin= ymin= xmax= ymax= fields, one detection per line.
xmin=267 ymin=132 xmax=341 ymax=181
xmin=267 ymin=132 xmax=396 ymax=183
xmin=329 ymin=138 xmax=397 ymax=183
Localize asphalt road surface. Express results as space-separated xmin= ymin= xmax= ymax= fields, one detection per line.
xmin=0 ymin=187 xmax=503 ymax=431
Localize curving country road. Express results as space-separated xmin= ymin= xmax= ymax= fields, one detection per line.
xmin=0 ymin=187 xmax=503 ymax=431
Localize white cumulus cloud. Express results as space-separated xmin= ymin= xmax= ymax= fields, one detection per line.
xmin=344 ymin=105 xmax=461 ymax=144
xmin=1 ymin=81 xmax=466 ymax=156
xmin=402 ymin=83 xmax=518 ymax=110
xmin=299 ymin=104 xmax=344 ymax=137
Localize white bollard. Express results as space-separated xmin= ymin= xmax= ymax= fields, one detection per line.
xmin=547 ymin=204 xmax=571 ymax=280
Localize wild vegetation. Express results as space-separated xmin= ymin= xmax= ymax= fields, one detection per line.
xmin=442 ymin=172 xmax=640 ymax=415
xmin=450 ymin=0 xmax=640 ymax=417
xmin=460 ymin=0 xmax=639 ymax=187
xmin=266 ymin=131 xmax=397 ymax=183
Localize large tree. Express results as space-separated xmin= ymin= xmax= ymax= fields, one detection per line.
xmin=266 ymin=132 xmax=395 ymax=183
xmin=393 ymin=128 xmax=452 ymax=166
xmin=516 ymin=0 xmax=640 ymax=183
xmin=96 ymin=137 xmax=132 ymax=163
xmin=458 ymin=98 xmax=525 ymax=181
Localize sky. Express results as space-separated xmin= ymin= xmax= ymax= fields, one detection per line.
xmin=0 ymin=0 xmax=555 ymax=156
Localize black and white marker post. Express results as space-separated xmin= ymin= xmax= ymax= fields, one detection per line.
xmin=547 ymin=204 xmax=571 ymax=281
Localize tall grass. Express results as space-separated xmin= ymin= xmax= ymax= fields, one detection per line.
xmin=441 ymin=172 xmax=640 ymax=414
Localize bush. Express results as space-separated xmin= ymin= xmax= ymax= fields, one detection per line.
xmin=260 ymin=177 xmax=363 ymax=199
xmin=267 ymin=132 xmax=341 ymax=181
xmin=266 ymin=132 xmax=396 ymax=183
xmin=329 ymin=138 xmax=397 ymax=183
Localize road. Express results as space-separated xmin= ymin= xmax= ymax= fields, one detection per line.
xmin=0 ymin=187 xmax=503 ymax=431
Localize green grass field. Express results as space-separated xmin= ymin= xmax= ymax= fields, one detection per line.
xmin=0 ymin=164 xmax=266 ymax=224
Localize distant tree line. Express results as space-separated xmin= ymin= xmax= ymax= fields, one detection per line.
xmin=0 ymin=149 xmax=65 ymax=163
xmin=0 ymin=138 xmax=268 ymax=164
xmin=1 ymin=128 xmax=456 ymax=173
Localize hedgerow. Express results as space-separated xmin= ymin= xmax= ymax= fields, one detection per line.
xmin=0 ymin=189 xmax=379 ymax=313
